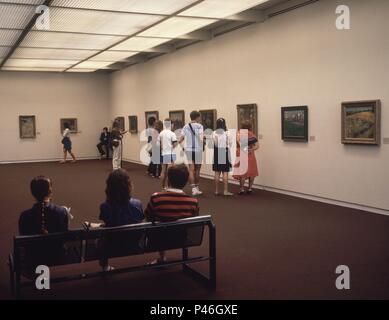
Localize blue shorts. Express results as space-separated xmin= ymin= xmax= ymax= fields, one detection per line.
xmin=62 ymin=137 xmax=72 ymax=151
xmin=161 ymin=154 xmax=176 ymax=164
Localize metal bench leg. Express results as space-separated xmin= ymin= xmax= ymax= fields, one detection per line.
xmin=8 ymin=255 xmax=15 ymax=297
xmin=182 ymin=248 xmax=189 ymax=272
xmin=209 ymin=225 xmax=217 ymax=289
xmin=14 ymin=249 xmax=22 ymax=299
xmin=15 ymin=270 xmax=21 ymax=299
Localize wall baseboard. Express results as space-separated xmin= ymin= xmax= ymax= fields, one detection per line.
xmin=123 ymin=158 xmax=389 ymax=217
xmin=0 ymin=156 xmax=100 ymax=164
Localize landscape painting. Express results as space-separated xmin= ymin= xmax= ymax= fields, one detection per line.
xmin=169 ymin=110 xmax=185 ymax=130
xmin=281 ymin=106 xmax=308 ymax=142
xmin=341 ymin=100 xmax=381 ymax=145
xmin=145 ymin=111 xmax=159 ymax=128
xmin=200 ymin=109 xmax=217 ymax=132
xmin=60 ymin=118 xmax=78 ymax=133
xmin=237 ymin=104 xmax=258 ymax=136
xmin=19 ymin=115 xmax=36 ymax=139
xmin=129 ymin=116 xmax=138 ymax=134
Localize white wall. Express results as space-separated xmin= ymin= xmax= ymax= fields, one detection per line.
xmin=109 ymin=0 xmax=389 ymax=211
xmin=0 ymin=71 xmax=110 ymax=162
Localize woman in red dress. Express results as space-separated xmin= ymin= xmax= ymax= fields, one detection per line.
xmin=233 ymin=121 xmax=259 ymax=195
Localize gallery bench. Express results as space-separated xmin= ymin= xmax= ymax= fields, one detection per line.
xmin=8 ymin=215 xmax=216 ymax=298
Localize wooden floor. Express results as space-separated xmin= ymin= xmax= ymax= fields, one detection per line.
xmin=1 ymin=160 xmax=388 ymax=300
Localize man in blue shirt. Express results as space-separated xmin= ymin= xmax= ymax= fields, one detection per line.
xmin=179 ymin=111 xmax=204 ymax=196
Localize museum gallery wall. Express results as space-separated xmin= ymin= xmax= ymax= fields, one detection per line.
xmin=0 ymin=0 xmax=388 ymax=211
xmin=108 ymin=0 xmax=389 ymax=211
xmin=0 ymin=72 xmax=110 ymax=162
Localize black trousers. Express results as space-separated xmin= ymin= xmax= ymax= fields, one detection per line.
xmin=97 ymin=143 xmax=110 ymax=158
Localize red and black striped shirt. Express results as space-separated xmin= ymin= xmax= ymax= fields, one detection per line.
xmin=145 ymin=190 xmax=199 ymax=222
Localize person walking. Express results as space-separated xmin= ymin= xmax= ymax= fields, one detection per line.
xmin=60 ymin=122 xmax=77 ymax=164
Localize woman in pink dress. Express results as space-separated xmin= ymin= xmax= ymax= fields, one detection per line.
xmin=233 ymin=121 xmax=259 ymax=195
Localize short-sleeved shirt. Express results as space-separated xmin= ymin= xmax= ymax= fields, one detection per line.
xmin=213 ymin=130 xmax=232 ymax=149
xmin=182 ymin=122 xmax=204 ymax=152
xmin=63 ymin=128 xmax=70 ymax=138
xmin=99 ymin=198 xmax=144 ymax=228
xmin=158 ymin=129 xmax=178 ymax=156
xmin=19 ymin=203 xmax=69 ymax=235
xmin=145 ymin=190 xmax=199 ymax=222
xmin=146 ymin=127 xmax=159 ymax=144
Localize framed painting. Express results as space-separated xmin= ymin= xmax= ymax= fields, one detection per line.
xmin=281 ymin=106 xmax=309 ymax=142
xmin=341 ymin=100 xmax=381 ymax=145
xmin=114 ymin=117 xmax=125 ymax=131
xmin=169 ymin=110 xmax=185 ymax=130
xmin=145 ymin=111 xmax=159 ymax=128
xmin=60 ymin=118 xmax=78 ymax=133
xmin=19 ymin=115 xmax=36 ymax=139
xmin=129 ymin=116 xmax=138 ymax=134
xmin=200 ymin=109 xmax=217 ymax=131
xmin=237 ymin=104 xmax=258 ymax=136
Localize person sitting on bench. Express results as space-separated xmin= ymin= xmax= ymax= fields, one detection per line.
xmin=145 ymin=164 xmax=199 ymax=264
xmin=97 ymin=127 xmax=111 ymax=159
xmin=18 ymin=176 xmax=70 ymax=279
xmin=19 ymin=176 xmax=69 ymax=236
xmin=97 ymin=169 xmax=145 ymax=271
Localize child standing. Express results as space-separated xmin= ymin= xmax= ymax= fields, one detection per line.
xmin=212 ymin=118 xmax=233 ymax=196
xmin=157 ymin=119 xmax=178 ymax=190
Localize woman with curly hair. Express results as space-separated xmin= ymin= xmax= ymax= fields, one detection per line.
xmin=95 ymin=169 xmax=145 ymax=271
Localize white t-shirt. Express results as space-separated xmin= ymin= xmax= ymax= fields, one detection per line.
xmin=158 ymin=129 xmax=178 ymax=156
xmin=63 ymin=128 xmax=70 ymax=138
xmin=182 ymin=122 xmax=204 ymax=152
xmin=213 ymin=130 xmax=232 ymax=149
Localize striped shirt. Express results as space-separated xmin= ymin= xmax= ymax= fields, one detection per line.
xmin=145 ymin=189 xmax=199 ymax=222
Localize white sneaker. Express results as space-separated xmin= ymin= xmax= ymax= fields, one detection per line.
xmin=102 ymin=265 xmax=114 ymax=272
xmin=192 ymin=187 xmax=203 ymax=196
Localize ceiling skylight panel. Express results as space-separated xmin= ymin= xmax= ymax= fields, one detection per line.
xmin=0 ymin=3 xmax=37 ymax=29
xmin=2 ymin=67 xmax=64 ymax=72
xmin=13 ymin=47 xmax=98 ymax=60
xmin=179 ymin=0 xmax=269 ymax=19
xmin=75 ymin=61 xmax=114 ymax=69
xmin=66 ymin=68 xmax=97 ymax=73
xmin=0 ymin=29 xmax=22 ymax=46
xmin=5 ymin=58 xmax=79 ymax=68
xmin=138 ymin=17 xmax=217 ymax=38
xmin=0 ymin=1 xmax=44 ymax=4
xmin=111 ymin=37 xmax=171 ymax=52
xmin=0 ymin=46 xmax=10 ymax=58
xmin=52 ymin=0 xmax=199 ymax=15
xmin=90 ymin=51 xmax=138 ymax=62
xmin=21 ymin=31 xmax=125 ymax=50
xmin=34 ymin=8 xmax=163 ymax=36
